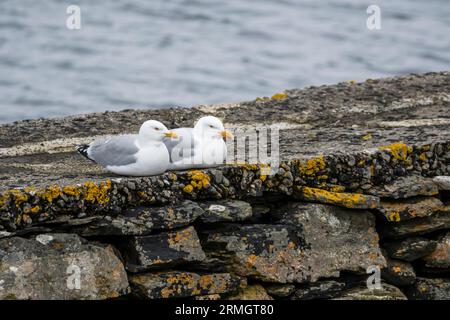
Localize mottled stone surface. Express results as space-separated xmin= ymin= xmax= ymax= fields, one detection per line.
xmin=121 ymin=226 xmax=206 ymax=272
xmin=368 ymin=175 xmax=439 ymax=199
xmin=405 ymin=277 xmax=450 ymax=300
xmin=433 ymin=176 xmax=450 ymax=190
xmin=129 ymin=271 xmax=246 ymax=299
xmin=200 ymin=202 xmax=385 ymax=283
xmin=422 ymin=232 xmax=450 ymax=269
xmin=291 ymin=280 xmax=347 ymax=300
xmin=377 ymin=197 xmax=444 ymax=222
xmin=380 ymin=210 xmax=450 ymax=239
xmin=70 ymin=201 xmax=204 ymax=236
xmin=334 ymin=283 xmax=407 ymax=300
xmin=0 ymin=234 xmax=129 ymax=299
xmin=384 ymin=237 xmax=437 ymax=262
xmin=272 ymin=202 xmax=386 ymax=281
xmin=381 ymin=252 xmax=416 ymax=286
xmin=227 ymin=284 xmax=273 ymax=300
xmin=264 ymin=284 xmax=296 ymax=298
xmin=294 ymin=187 xmax=380 ymax=209
xmin=198 ymin=200 xmax=252 ymax=223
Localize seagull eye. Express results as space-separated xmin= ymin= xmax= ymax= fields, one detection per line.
xmin=154 ymin=127 xmax=160 ymax=131
xmin=209 ymin=125 xmax=214 ymax=128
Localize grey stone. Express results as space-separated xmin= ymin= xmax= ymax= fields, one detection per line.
xmin=422 ymin=231 xmax=450 ymax=269
xmin=368 ymin=175 xmax=439 ymax=199
xmin=291 ymin=280 xmax=347 ymax=300
xmin=264 ymin=284 xmax=296 ymax=298
xmin=129 ymin=271 xmax=246 ymax=299
xmin=201 ymin=202 xmax=385 ymax=283
xmin=433 ymin=176 xmax=450 ymax=190
xmin=381 ymin=251 xmax=416 ymax=286
xmin=121 ymin=226 xmax=206 ymax=272
xmin=198 ymin=200 xmax=252 ymax=223
xmin=0 ymin=234 xmax=129 ymax=300
xmin=70 ymin=201 xmax=204 ymax=236
xmin=384 ymin=237 xmax=437 ymax=262
xmin=226 ymin=284 xmax=273 ymax=300
xmin=333 ymin=283 xmax=407 ymax=300
xmin=404 ymin=277 xmax=450 ymax=300
xmin=376 ymin=197 xmax=443 ymax=222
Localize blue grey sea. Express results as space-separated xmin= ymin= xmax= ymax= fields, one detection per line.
xmin=0 ymin=0 xmax=449 ymax=123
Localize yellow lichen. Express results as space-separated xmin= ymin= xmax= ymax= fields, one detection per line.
xmin=419 ymin=153 xmax=427 ymax=162
xmin=299 ymin=186 xmax=377 ymax=209
xmin=362 ymin=134 xmax=372 ymax=141
xmin=184 ymin=170 xmax=211 ymax=191
xmin=37 ymin=185 xmax=62 ymax=203
xmin=271 ymin=92 xmax=287 ymax=100
xmin=379 ymin=142 xmax=412 ymax=161
xmin=183 ymin=185 xmax=194 ymax=193
xmin=63 ymin=185 xmax=82 ymax=197
xmin=83 ymin=180 xmax=111 ymax=204
xmin=388 ymin=211 xmax=401 ymax=222
xmin=298 ymin=155 xmax=326 ymax=176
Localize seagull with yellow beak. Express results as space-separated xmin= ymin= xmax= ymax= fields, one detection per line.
xmin=76 ymin=120 xmax=178 ymax=176
xmin=164 ymin=116 xmax=233 ymax=170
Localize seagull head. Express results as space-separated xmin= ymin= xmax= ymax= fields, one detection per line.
xmin=194 ymin=116 xmax=233 ymax=140
xmin=139 ymin=120 xmax=178 ymax=142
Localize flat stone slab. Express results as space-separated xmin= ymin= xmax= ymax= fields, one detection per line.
xmin=377 ymin=197 xmax=444 ymax=222
xmin=422 ymin=231 xmax=450 ymax=269
xmin=129 ymin=271 xmax=246 ymax=299
xmin=433 ymin=176 xmax=450 ymax=190
xmin=333 ymin=283 xmax=407 ymax=300
xmin=404 ymin=277 xmax=450 ymax=300
xmin=0 ymin=233 xmax=129 ymax=299
xmin=384 ymin=237 xmax=437 ymax=262
xmin=121 ymin=226 xmax=206 ymax=272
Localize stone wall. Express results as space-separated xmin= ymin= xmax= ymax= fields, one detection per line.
xmin=0 ymin=72 xmax=449 ymax=300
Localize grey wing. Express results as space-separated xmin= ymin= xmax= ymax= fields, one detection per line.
xmin=163 ymin=128 xmax=197 ymax=162
xmin=88 ymin=135 xmax=139 ymax=167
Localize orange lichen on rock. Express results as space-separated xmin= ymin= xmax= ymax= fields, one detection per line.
xmin=379 ymin=142 xmax=412 ymax=161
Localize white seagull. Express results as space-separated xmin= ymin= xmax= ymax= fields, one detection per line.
xmin=164 ymin=116 xmax=233 ymax=171
xmin=76 ymin=120 xmax=178 ymax=176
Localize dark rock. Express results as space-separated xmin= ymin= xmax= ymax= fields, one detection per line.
xmin=422 ymin=231 xmax=450 ymax=269
xmin=368 ymin=175 xmax=439 ymax=199
xmin=381 ymin=251 xmax=416 ymax=286
xmin=379 ymin=210 xmax=450 ymax=239
xmin=433 ymin=176 xmax=450 ymax=190
xmin=198 ymin=200 xmax=252 ymax=223
xmin=129 ymin=271 xmax=246 ymax=299
xmin=122 ymin=226 xmax=206 ymax=272
xmin=264 ymin=283 xmax=296 ymax=298
xmin=291 ymin=280 xmax=347 ymax=300
xmin=0 ymin=234 xmax=129 ymax=299
xmin=376 ymin=197 xmax=443 ymax=222
xmin=226 ymin=284 xmax=273 ymax=300
xmin=404 ymin=277 xmax=450 ymax=300
xmin=294 ymin=187 xmax=380 ymax=209
xmin=384 ymin=237 xmax=437 ymax=261
xmin=200 ymin=202 xmax=385 ymax=283
xmin=333 ymin=283 xmax=407 ymax=300
xmin=69 ymin=201 xmax=204 ymax=236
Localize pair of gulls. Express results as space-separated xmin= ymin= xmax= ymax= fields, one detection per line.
xmin=76 ymin=116 xmax=232 ymax=176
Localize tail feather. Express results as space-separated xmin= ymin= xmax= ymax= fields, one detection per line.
xmin=76 ymin=144 xmax=95 ymax=162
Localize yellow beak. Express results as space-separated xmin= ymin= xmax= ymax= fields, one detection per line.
xmin=164 ymin=131 xmax=178 ymax=138
xmin=220 ymin=130 xmax=233 ymax=139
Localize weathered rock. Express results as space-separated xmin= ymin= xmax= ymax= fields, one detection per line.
xmin=194 ymin=294 xmax=221 ymax=300
xmin=376 ymin=197 xmax=443 ymax=222
xmin=422 ymin=231 xmax=450 ymax=269
xmin=0 ymin=234 xmax=129 ymax=300
xmin=404 ymin=277 xmax=450 ymax=300
xmin=121 ymin=226 xmax=206 ymax=272
xmin=294 ymin=187 xmax=380 ymax=209
xmin=264 ymin=284 xmax=296 ymax=298
xmin=368 ymin=175 xmax=439 ymax=199
xmin=198 ymin=200 xmax=252 ymax=223
xmin=129 ymin=271 xmax=246 ymax=299
xmin=201 ymin=203 xmax=385 ymax=283
xmin=384 ymin=237 xmax=437 ymax=262
xmin=291 ymin=280 xmax=347 ymax=300
xmin=381 ymin=251 xmax=416 ymax=286
xmin=433 ymin=176 xmax=450 ymax=190
xmin=379 ymin=210 xmax=450 ymax=239
xmin=334 ymin=283 xmax=407 ymax=300
xmin=227 ymin=284 xmax=273 ymax=300
xmin=70 ymin=201 xmax=204 ymax=236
